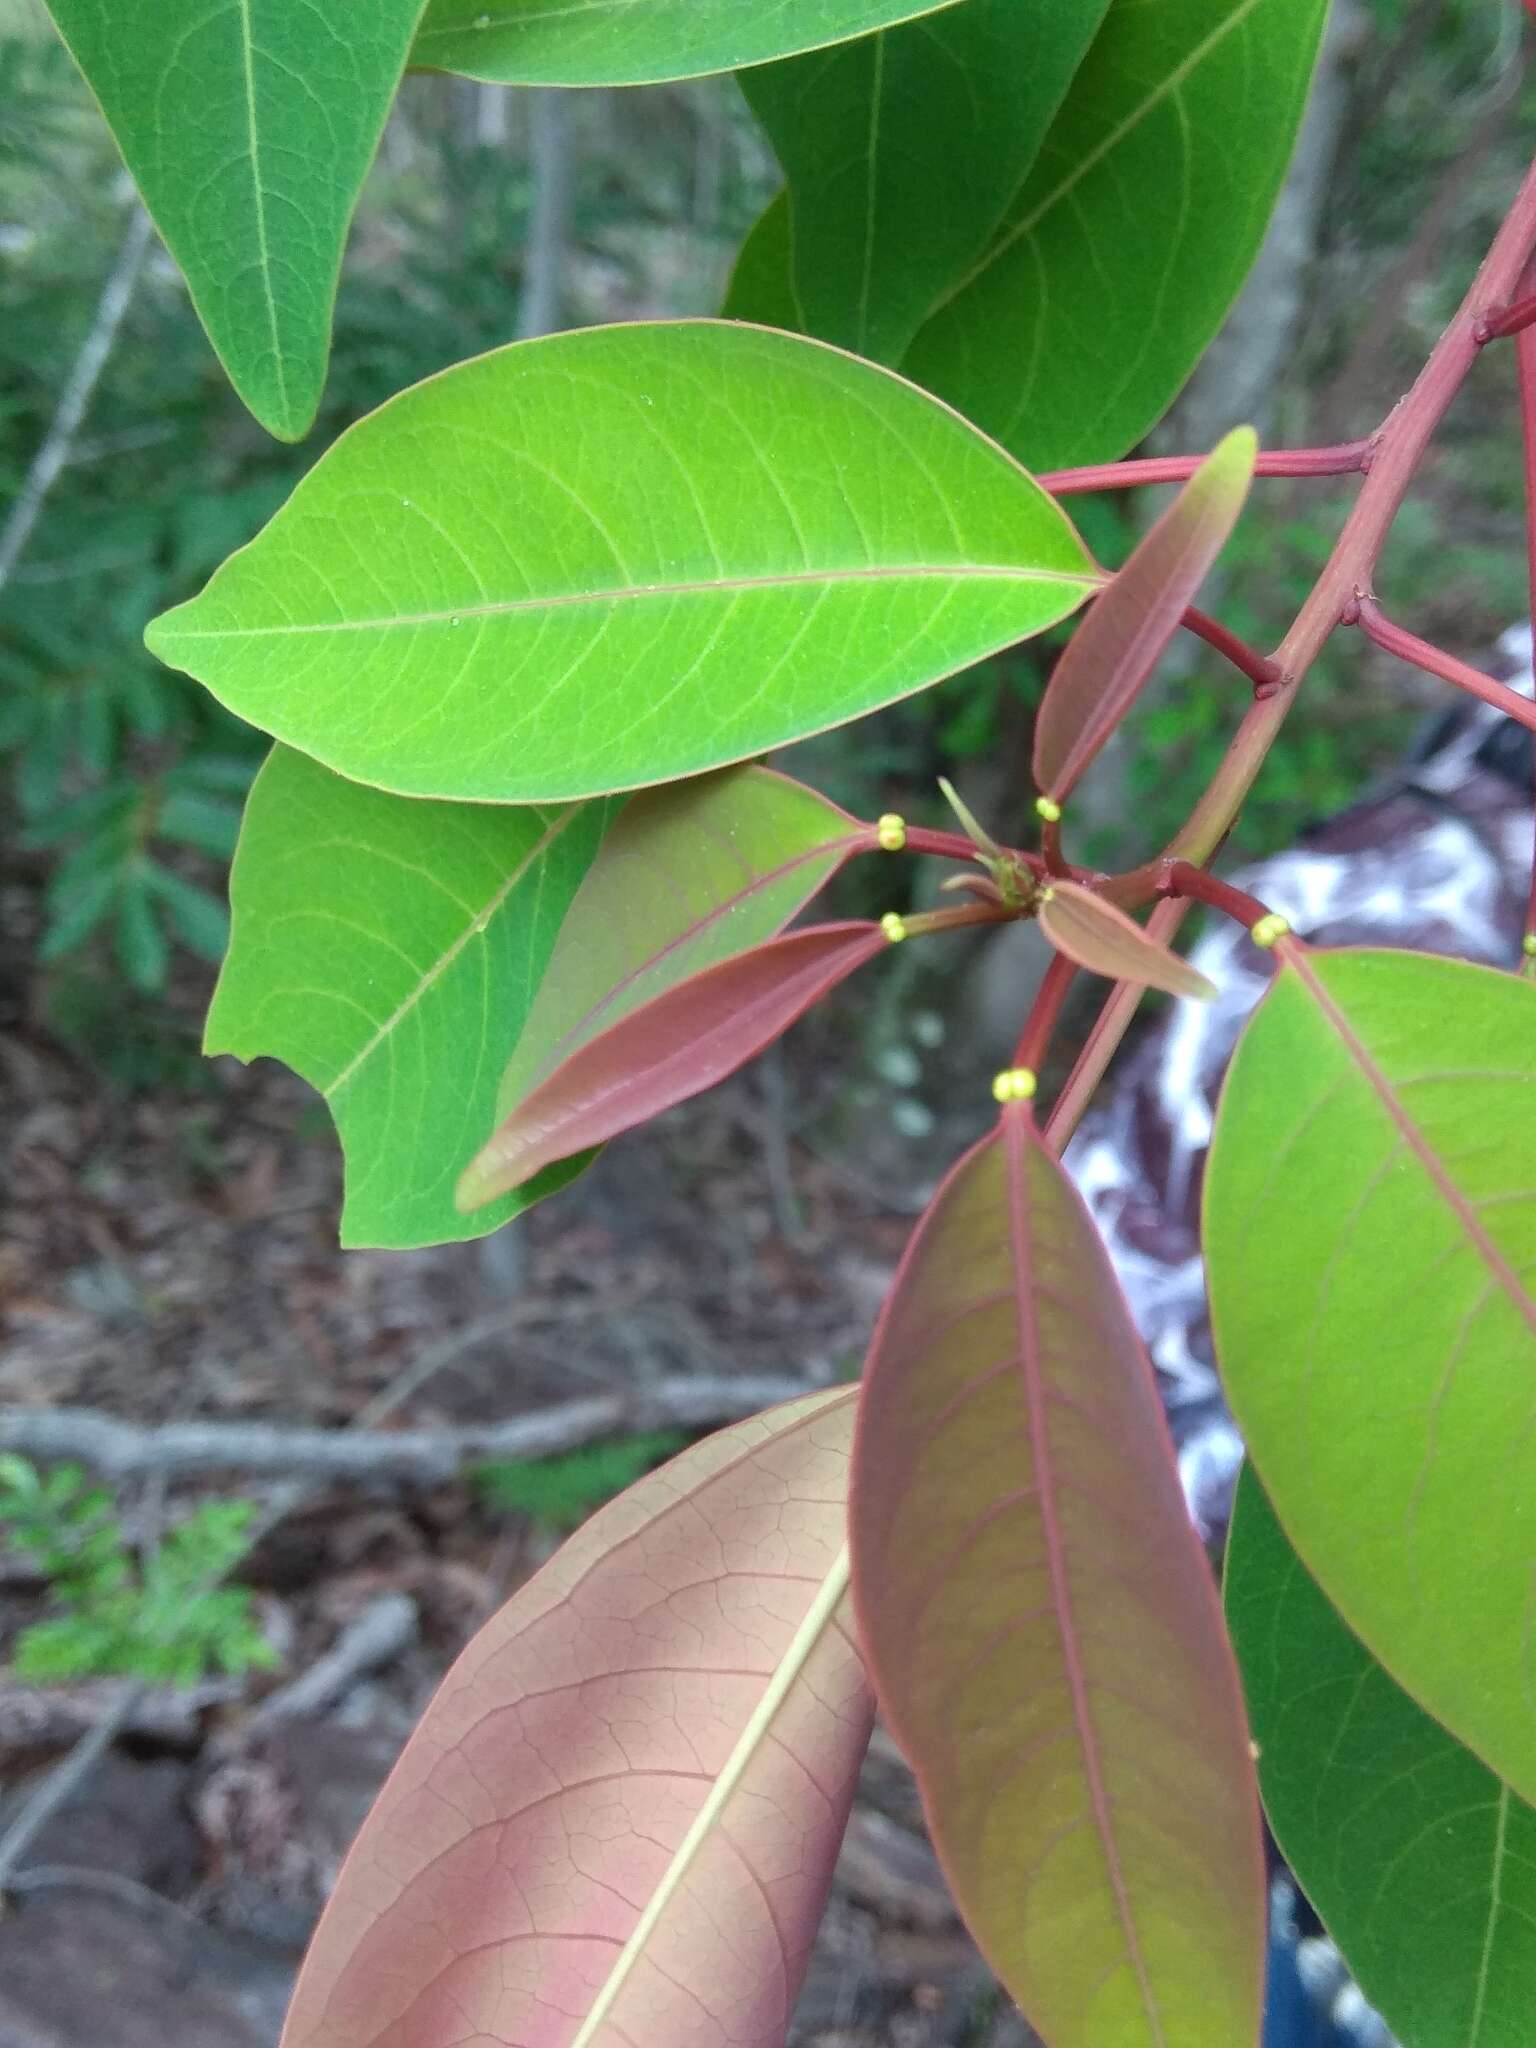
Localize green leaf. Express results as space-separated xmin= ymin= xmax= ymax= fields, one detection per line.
xmin=205 ymin=747 xmax=614 ymax=1249
xmin=1206 ymin=948 xmax=1536 ymax=1804
xmin=901 ymin=0 xmax=1328 ymax=468
xmin=411 ymin=0 xmax=963 ymax=87
xmin=496 ymin=764 xmax=863 ymax=1119
xmin=852 ymin=1105 xmax=1264 ymax=2045
xmin=42 ymin=0 xmax=427 ymax=438
xmin=734 ymin=0 xmax=1110 ymax=361
xmin=1227 ymin=1466 xmax=1536 ymax=2048
xmin=146 ymin=321 xmax=1098 ymax=802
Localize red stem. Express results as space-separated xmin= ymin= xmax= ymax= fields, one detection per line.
xmin=1157 ymin=860 xmax=1274 ymax=932
xmin=1515 ymin=261 xmax=1536 ymax=956
xmin=1477 ymin=291 xmax=1536 ymax=342
xmin=1353 ymin=598 xmax=1536 ymax=736
xmin=898 ymin=824 xmax=997 ymax=863
xmin=1043 ymin=151 xmax=1536 ymax=1150
xmin=1012 ymin=950 xmax=1078 ymax=1075
xmin=1181 ymin=607 xmax=1284 ymax=696
xmin=1038 ymin=441 xmax=1374 ymax=496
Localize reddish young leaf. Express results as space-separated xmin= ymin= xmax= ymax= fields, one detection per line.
xmin=1038 ymin=880 xmax=1217 ymax=1002
xmin=1032 ymin=428 xmax=1257 ymax=804
xmin=280 ymin=1390 xmax=868 ymax=2048
xmin=851 ymin=1107 xmax=1264 ymax=2047
xmin=458 ymin=922 xmax=887 ymax=1209
xmin=497 ymin=765 xmax=864 ymax=1118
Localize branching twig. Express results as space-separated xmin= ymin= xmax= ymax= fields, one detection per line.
xmin=0 ymin=206 xmax=154 ymax=600
xmin=0 ymin=1374 xmax=820 ymax=1485
xmin=1353 ymin=597 xmax=1536 ymax=733
xmin=241 ymin=1592 xmax=419 ymax=1734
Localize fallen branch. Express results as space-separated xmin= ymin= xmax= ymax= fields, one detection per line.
xmin=0 ymin=1374 xmax=821 ymax=1485
xmin=242 ymin=1592 xmax=419 ymax=1734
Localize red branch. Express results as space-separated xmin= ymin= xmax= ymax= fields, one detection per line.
xmin=1157 ymin=860 xmax=1275 ymax=932
xmin=1039 ymin=441 xmax=1373 ymax=496
xmin=1181 ymin=607 xmax=1283 ymax=696
xmin=1353 ymin=598 xmax=1536 ymax=736
xmin=1012 ymin=950 xmax=1078 ymax=1076
xmin=1477 ymin=292 xmax=1536 ymax=342
xmin=1514 ymin=257 xmax=1536 ymax=957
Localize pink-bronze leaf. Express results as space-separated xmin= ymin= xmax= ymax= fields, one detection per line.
xmin=1032 ymin=427 xmax=1256 ymax=804
xmin=1038 ymin=880 xmax=1217 ymax=1002
xmin=850 ymin=1107 xmax=1264 ymax=2048
xmin=280 ymin=1389 xmax=869 ymax=2048
xmin=458 ymin=920 xmax=886 ymax=1209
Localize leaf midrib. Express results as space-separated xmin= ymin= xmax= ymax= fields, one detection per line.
xmin=322 ymin=804 xmax=584 ymax=1100
xmin=1002 ymin=1112 xmax=1166 ymax=2044
xmin=235 ymin=0 xmax=288 ymax=422
xmin=1286 ymin=951 xmax=1536 ymax=1339
xmin=161 ymin=559 xmax=1102 ymax=644
xmin=928 ymin=0 xmax=1270 ymax=316
xmin=567 ymin=1541 xmax=853 ymax=2047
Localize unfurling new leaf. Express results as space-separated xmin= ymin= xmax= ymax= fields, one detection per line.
xmin=851 ymin=1105 xmax=1264 ymax=2047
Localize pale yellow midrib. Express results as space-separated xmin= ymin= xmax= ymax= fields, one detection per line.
xmin=568 ymin=1543 xmax=852 ymax=2048
xmin=934 ymin=0 xmax=1270 ymax=312
xmin=163 ymin=560 xmax=1104 ymax=644
xmin=236 ymin=0 xmax=288 ymax=418
xmin=323 ymin=806 xmax=579 ymax=1099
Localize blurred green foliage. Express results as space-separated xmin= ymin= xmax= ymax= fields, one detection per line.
xmin=474 ymin=1430 xmax=689 ymax=1535
xmin=0 ymin=1453 xmax=275 ymax=1685
xmin=1 ymin=15 xmax=769 ymax=1016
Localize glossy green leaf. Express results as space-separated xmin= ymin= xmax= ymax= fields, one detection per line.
xmin=722 ymin=192 xmax=801 ymax=332
xmin=459 ymin=922 xmax=887 ymax=1209
xmin=146 ymin=322 xmax=1098 ymax=802
xmin=411 ymin=0 xmax=962 ymax=86
xmin=1038 ymin=880 xmax=1216 ymax=1002
xmin=1032 ymin=429 xmax=1256 ymax=802
xmin=496 ymin=765 xmax=864 ymax=1118
xmin=280 ymin=1389 xmax=870 ymax=2048
xmin=852 ymin=1104 xmax=1264 ymax=2047
xmin=1227 ymin=1466 xmax=1536 ymax=2048
xmin=733 ymin=0 xmax=1109 ymax=361
xmin=1206 ymin=948 xmax=1536 ymax=1803
xmin=901 ymin=0 xmax=1328 ymax=468
xmin=42 ymin=0 xmax=425 ymax=440
xmin=206 ymin=747 xmax=612 ymax=1250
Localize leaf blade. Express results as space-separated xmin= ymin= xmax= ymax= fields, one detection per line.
xmin=279 ymin=1389 xmax=870 ymax=2048
xmin=1038 ymin=881 xmax=1217 ymax=1002
xmin=851 ymin=1107 xmax=1264 ymax=2046
xmin=901 ymin=0 xmax=1328 ymax=468
xmin=411 ymin=0 xmax=963 ymax=86
xmin=44 ymin=0 xmax=425 ymax=438
xmin=1206 ymin=948 xmax=1536 ymax=1803
xmin=459 ymin=921 xmax=887 ymax=1208
xmin=1032 ymin=429 xmax=1257 ymax=801
xmin=498 ymin=765 xmax=863 ymax=1114
xmin=734 ymin=0 xmax=1110 ymax=362
xmin=1227 ymin=1465 xmax=1536 ymax=2048
xmin=205 ymin=747 xmax=612 ymax=1249
xmin=145 ymin=321 xmax=1099 ymax=802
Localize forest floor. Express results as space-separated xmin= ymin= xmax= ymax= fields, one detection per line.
xmin=0 ymin=946 xmax=1035 ymax=2048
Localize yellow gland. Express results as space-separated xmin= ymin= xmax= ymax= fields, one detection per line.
xmin=1035 ymin=795 xmax=1063 ymax=824
xmin=1524 ymin=932 xmax=1536 ymax=958
xmin=991 ymin=1067 xmax=1038 ymax=1103
xmin=1249 ymin=912 xmax=1292 ymax=949
xmin=880 ymin=911 xmax=908 ymax=943
xmin=875 ymin=812 xmax=907 ymax=852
